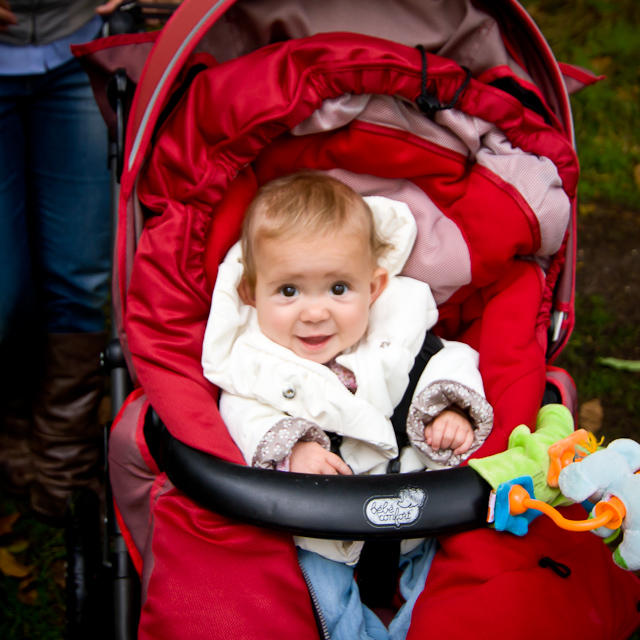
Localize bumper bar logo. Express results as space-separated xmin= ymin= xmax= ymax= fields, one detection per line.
xmin=365 ymin=487 xmax=427 ymax=528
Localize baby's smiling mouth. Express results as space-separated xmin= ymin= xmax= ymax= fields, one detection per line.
xmin=298 ymin=335 xmax=331 ymax=347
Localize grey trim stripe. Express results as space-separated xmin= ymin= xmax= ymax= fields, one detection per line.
xmin=128 ymin=0 xmax=229 ymax=171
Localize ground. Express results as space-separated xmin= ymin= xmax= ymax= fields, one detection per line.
xmin=556 ymin=203 xmax=640 ymax=445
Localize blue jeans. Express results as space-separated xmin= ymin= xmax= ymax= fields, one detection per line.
xmin=298 ymin=539 xmax=437 ymax=640
xmin=0 ymin=57 xmax=110 ymax=340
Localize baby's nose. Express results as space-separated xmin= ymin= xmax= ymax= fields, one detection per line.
xmin=301 ymin=300 xmax=330 ymax=322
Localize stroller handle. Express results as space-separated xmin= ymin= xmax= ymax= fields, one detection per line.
xmin=146 ymin=409 xmax=492 ymax=539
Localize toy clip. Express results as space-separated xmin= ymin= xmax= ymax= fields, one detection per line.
xmin=547 ymin=429 xmax=601 ymax=487
xmin=508 ymin=483 xmax=626 ymax=532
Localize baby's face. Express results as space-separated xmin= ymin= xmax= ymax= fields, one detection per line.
xmin=241 ymin=231 xmax=387 ymax=364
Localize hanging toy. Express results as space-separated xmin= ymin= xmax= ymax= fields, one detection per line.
xmin=470 ymin=404 xmax=640 ymax=571
xmin=558 ymin=439 xmax=640 ymax=570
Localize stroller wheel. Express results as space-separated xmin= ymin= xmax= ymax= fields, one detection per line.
xmin=66 ymin=487 xmax=111 ymax=640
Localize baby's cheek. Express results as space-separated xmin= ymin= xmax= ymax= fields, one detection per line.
xmin=347 ymin=300 xmax=372 ymax=335
xmin=257 ymin=305 xmax=293 ymax=344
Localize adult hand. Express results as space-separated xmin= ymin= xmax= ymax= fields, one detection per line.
xmin=95 ymin=0 xmax=129 ymax=16
xmin=96 ymin=0 xmax=181 ymax=26
xmin=290 ymin=441 xmax=353 ymax=475
xmin=0 ymin=0 xmax=17 ymax=30
xmin=96 ymin=0 xmax=182 ymax=17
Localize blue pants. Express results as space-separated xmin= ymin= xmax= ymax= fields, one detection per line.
xmin=298 ymin=539 xmax=436 ymax=640
xmin=0 ymin=57 xmax=111 ymax=341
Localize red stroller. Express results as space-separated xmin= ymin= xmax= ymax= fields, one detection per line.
xmin=74 ymin=1 xmax=640 ymax=638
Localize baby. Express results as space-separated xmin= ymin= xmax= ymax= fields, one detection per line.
xmin=202 ymin=171 xmax=493 ymax=639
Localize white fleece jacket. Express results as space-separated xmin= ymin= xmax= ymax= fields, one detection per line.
xmin=202 ymin=196 xmax=493 ymax=563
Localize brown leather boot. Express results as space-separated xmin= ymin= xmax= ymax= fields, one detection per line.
xmin=0 ymin=401 xmax=34 ymax=495
xmin=0 ymin=329 xmax=41 ymax=495
xmin=30 ymin=332 xmax=106 ymax=522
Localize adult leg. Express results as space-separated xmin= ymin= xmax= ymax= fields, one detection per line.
xmin=0 ymin=74 xmax=39 ymax=494
xmin=26 ymin=58 xmax=111 ymax=520
xmin=26 ymin=57 xmax=111 ymax=336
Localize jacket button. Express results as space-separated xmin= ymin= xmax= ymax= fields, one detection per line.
xmin=282 ymin=385 xmax=296 ymax=399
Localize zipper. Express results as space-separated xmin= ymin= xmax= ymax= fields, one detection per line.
xmin=298 ymin=560 xmax=331 ymax=640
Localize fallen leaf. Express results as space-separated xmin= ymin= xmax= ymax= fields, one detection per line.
xmin=6 ymin=539 xmax=29 ymax=554
xmin=615 ymin=87 xmax=635 ymax=103
xmin=597 ymin=356 xmax=640 ymax=372
xmin=578 ymin=203 xmax=596 ymax=216
xmin=98 ymin=395 xmax=112 ymax=425
xmin=0 ymin=512 xmax=20 ymax=536
xmin=579 ymin=398 xmax=603 ymax=433
xmin=589 ymin=56 xmax=613 ymax=74
xmin=0 ymin=547 xmax=31 ymax=578
xmin=50 ymin=559 xmax=66 ymax=590
xmin=17 ymin=577 xmax=38 ymax=605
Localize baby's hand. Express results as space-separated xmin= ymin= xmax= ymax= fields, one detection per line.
xmin=424 ymin=408 xmax=474 ymax=455
xmin=290 ymin=441 xmax=353 ymax=475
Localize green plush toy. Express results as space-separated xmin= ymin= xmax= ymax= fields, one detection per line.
xmin=469 ymin=403 xmax=576 ymax=508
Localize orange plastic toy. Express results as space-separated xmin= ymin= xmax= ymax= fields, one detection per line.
xmin=508 ymin=483 xmax=626 ymax=532
xmin=547 ymin=429 xmax=593 ymax=487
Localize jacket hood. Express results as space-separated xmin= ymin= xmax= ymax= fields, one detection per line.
xmin=202 ymin=195 xmax=432 ymax=385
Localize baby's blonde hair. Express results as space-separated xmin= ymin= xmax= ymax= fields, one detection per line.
xmin=241 ymin=172 xmax=390 ymax=289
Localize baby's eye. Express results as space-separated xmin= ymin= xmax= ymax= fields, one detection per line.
xmin=280 ymin=285 xmax=298 ymax=298
xmin=330 ymin=283 xmax=348 ymax=296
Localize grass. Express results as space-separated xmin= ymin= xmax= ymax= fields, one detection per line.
xmin=0 ymin=494 xmax=65 ymax=640
xmin=557 ymin=291 xmax=640 ymax=444
xmin=522 ymin=0 xmax=640 ymax=448
xmin=522 ymin=0 xmax=640 ymax=206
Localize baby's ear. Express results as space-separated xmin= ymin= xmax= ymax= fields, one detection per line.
xmin=369 ymin=267 xmax=388 ymax=305
xmin=238 ymin=277 xmax=256 ymax=306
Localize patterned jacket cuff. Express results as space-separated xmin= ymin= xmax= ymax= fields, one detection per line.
xmin=251 ymin=417 xmax=331 ymax=469
xmin=407 ymin=380 xmax=494 ymax=467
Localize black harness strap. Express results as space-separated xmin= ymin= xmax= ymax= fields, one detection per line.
xmin=387 ymin=330 xmax=444 ymax=473
xmin=331 ymin=331 xmax=444 ymax=471
xmin=357 ymin=330 xmax=444 ymax=610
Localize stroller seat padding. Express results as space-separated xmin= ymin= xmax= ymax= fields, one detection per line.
xmin=133 ymin=32 xmax=576 ymax=457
